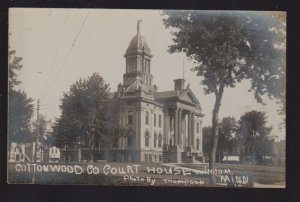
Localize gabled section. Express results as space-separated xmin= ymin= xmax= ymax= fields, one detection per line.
xmin=178 ymin=89 xmax=200 ymax=106
xmin=155 ymin=88 xmax=202 ymax=109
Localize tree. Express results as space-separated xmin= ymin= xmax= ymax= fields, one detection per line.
xmin=202 ymin=117 xmax=237 ymax=162
xmin=236 ymin=111 xmax=272 ymax=164
xmin=162 ymin=11 xmax=285 ymax=183
xmin=8 ymin=50 xmax=34 ymax=144
xmin=54 ymin=73 xmax=112 ymax=161
xmin=218 ymin=117 xmax=237 ymax=161
xmin=202 ymin=126 xmax=212 ymax=158
xmin=8 ymin=50 xmax=23 ymax=92
xmin=105 ymin=93 xmax=127 ymax=148
xmin=8 ymin=90 xmax=34 ymax=143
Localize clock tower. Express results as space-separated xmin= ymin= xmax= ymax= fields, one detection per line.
xmin=123 ymin=20 xmax=154 ymax=92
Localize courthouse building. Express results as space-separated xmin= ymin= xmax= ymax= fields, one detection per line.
xmin=109 ymin=21 xmax=204 ymax=163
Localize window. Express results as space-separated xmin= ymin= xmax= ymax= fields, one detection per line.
xmin=128 ymin=111 xmax=133 ymax=124
xmin=154 ymin=114 xmax=157 ymax=126
xmin=158 ymin=134 xmax=162 ymax=148
xmin=196 ymin=138 xmax=200 ymax=150
xmin=127 ymin=135 xmax=133 ymax=147
xmin=145 ymin=59 xmax=150 ymax=73
xmin=158 ymin=115 xmax=162 ymax=127
xmin=145 ymin=154 xmax=148 ymax=162
xmin=145 ymin=111 xmax=149 ymax=125
xmin=145 ymin=132 xmax=150 ymax=147
xmin=127 ymin=129 xmax=134 ymax=147
xmin=197 ymin=123 xmax=199 ymax=133
xmin=154 ymin=133 xmax=157 ymax=148
xmin=113 ymin=137 xmax=118 ymax=148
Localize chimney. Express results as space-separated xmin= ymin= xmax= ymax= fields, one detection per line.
xmin=174 ymin=79 xmax=185 ymax=91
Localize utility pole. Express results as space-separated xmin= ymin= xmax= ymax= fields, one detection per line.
xmin=35 ymin=99 xmax=40 ymax=162
xmin=32 ymin=99 xmax=40 ymax=184
xmin=183 ymin=59 xmax=185 ymax=80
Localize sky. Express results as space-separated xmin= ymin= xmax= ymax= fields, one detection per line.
xmin=9 ymin=8 xmax=286 ymax=140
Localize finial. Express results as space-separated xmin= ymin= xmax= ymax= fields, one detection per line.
xmin=137 ymin=19 xmax=142 ymax=33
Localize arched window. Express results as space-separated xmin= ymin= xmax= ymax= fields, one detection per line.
xmin=158 ymin=134 xmax=162 ymax=148
xmin=196 ymin=138 xmax=200 ymax=150
xmin=154 ymin=133 xmax=157 ymax=148
xmin=145 ymin=132 xmax=150 ymax=147
xmin=127 ymin=129 xmax=134 ymax=147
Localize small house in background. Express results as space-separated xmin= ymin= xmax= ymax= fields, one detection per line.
xmin=271 ymin=139 xmax=286 ymax=166
xmin=222 ymin=156 xmax=240 ymax=164
xmin=8 ymin=142 xmax=25 ymax=162
xmin=49 ymin=146 xmax=61 ymax=162
xmin=8 ymin=142 xmax=48 ymax=163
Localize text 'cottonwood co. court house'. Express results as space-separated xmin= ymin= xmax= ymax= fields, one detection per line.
xmin=108 ymin=21 xmax=205 ymax=163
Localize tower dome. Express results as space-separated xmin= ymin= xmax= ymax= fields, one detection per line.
xmin=127 ymin=33 xmax=151 ymax=52
xmin=125 ymin=19 xmax=152 ymax=57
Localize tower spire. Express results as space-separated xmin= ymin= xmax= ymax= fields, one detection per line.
xmin=137 ymin=19 xmax=142 ymax=34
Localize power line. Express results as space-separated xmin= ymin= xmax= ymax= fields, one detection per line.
xmin=40 ymin=12 xmax=69 ymax=100
xmin=41 ymin=11 xmax=90 ymax=101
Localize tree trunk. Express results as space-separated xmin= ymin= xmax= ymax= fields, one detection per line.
xmin=209 ymin=85 xmax=224 ymax=185
xmin=227 ymin=145 xmax=229 ymax=160
xmin=252 ymin=133 xmax=255 ymax=165
xmin=89 ymin=132 xmax=95 ymax=162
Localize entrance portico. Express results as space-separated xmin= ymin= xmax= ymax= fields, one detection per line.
xmin=156 ymin=86 xmax=204 ymax=163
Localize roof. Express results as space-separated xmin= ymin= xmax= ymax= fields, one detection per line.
xmin=155 ymin=89 xmax=201 ymax=106
xmin=126 ymin=33 xmax=151 ymax=53
xmin=155 ymin=89 xmax=185 ymax=100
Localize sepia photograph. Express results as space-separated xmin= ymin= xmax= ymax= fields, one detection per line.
xmin=7 ymin=8 xmax=286 ymax=188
